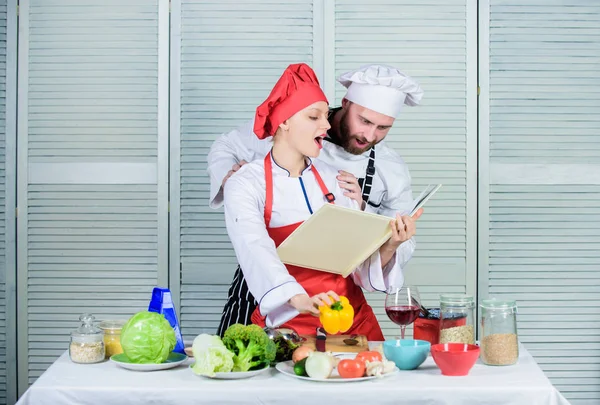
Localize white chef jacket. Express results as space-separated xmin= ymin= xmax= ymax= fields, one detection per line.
xmin=223 ymin=154 xmax=402 ymax=328
xmin=208 ymin=118 xmax=417 ymax=271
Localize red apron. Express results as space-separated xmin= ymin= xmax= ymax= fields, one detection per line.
xmin=251 ymin=153 xmax=384 ymax=341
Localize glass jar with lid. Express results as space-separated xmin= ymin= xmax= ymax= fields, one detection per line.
xmin=98 ymin=319 xmax=126 ymax=359
xmin=480 ymin=298 xmax=519 ymax=366
xmin=439 ymin=294 xmax=475 ymax=344
xmin=69 ymin=313 xmax=105 ymax=364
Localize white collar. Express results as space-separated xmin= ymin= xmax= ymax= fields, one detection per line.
xmin=270 ymin=151 xmax=313 ymax=177
xmin=323 ymin=140 xmax=373 ymax=161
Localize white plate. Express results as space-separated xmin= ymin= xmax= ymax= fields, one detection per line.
xmin=275 ymin=360 xmax=399 ymax=382
xmin=191 ymin=364 xmax=272 ymax=380
xmin=110 ymin=352 xmax=188 ymax=372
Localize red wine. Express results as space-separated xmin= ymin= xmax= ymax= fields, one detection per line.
xmin=386 ymin=305 xmax=421 ymax=326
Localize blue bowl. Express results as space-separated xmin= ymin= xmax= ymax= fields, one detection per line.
xmin=383 ymin=339 xmax=431 ymax=370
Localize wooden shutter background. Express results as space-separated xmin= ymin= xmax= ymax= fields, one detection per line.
xmin=16 ymin=0 xmax=169 ymax=392
xmin=482 ymin=1 xmax=600 ymax=403
xmin=333 ymin=0 xmax=478 ymax=338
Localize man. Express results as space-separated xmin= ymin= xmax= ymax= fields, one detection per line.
xmin=207 ymin=64 xmax=424 ymax=336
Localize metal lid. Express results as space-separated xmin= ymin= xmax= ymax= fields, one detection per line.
xmin=440 ymin=294 xmax=475 ymax=306
xmin=480 ymin=298 xmax=517 ymax=309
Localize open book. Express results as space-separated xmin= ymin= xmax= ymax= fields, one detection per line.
xmin=276 ymin=184 xmax=442 ymax=277
xmin=406 ymin=184 xmax=442 ymax=217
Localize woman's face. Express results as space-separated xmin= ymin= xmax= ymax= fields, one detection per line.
xmin=281 ymin=101 xmax=331 ymax=158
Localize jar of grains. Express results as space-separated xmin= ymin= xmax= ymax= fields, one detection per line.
xmin=98 ymin=320 xmax=126 ymax=359
xmin=480 ymin=299 xmax=519 ymax=366
xmin=439 ymin=294 xmax=475 ymax=345
xmin=69 ymin=313 xmax=105 ymax=364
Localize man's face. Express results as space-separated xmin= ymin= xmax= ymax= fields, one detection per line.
xmin=337 ymin=99 xmax=395 ymax=155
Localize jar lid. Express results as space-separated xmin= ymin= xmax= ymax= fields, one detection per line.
xmin=481 ymin=298 xmax=516 ymax=309
xmin=72 ymin=334 xmax=104 ymax=344
xmin=440 ymin=294 xmax=474 ymax=305
xmin=71 ymin=313 xmax=104 ymax=341
xmin=97 ymin=319 xmax=127 ymax=331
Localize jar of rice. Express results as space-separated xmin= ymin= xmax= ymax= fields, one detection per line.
xmin=439 ymin=294 xmax=475 ymax=345
xmin=480 ymin=299 xmax=519 ymax=366
xmin=69 ymin=313 xmax=105 ymax=364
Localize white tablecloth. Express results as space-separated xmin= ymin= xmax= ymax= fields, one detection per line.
xmin=17 ymin=344 xmax=571 ymax=405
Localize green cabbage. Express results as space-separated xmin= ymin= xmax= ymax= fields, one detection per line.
xmin=190 ymin=334 xmax=234 ymax=377
xmin=120 ymin=311 xmax=176 ymax=364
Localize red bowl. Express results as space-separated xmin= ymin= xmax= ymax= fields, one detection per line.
xmin=431 ymin=343 xmax=480 ymax=376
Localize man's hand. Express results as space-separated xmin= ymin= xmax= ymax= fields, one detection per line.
xmin=289 ymin=291 xmax=340 ymax=317
xmin=222 ymin=160 xmax=248 ymax=188
xmin=382 ymin=208 xmax=423 ymax=251
xmin=379 ymin=208 xmax=422 ymax=267
xmin=337 ymin=170 xmax=365 ymax=210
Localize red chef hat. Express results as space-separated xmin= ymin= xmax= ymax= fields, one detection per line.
xmin=254 ymin=63 xmax=328 ymax=139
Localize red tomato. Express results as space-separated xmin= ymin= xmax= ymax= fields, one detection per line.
xmin=356 ymin=351 xmax=383 ymax=364
xmin=337 ymin=359 xmax=366 ymax=379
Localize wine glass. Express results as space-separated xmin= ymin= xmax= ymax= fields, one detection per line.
xmin=385 ymin=286 xmax=421 ymax=340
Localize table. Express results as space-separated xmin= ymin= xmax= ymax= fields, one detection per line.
xmin=17 ymin=344 xmax=571 ymax=405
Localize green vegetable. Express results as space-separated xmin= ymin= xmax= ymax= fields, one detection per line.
xmin=190 ymin=334 xmax=234 ymax=377
xmin=293 ymin=357 xmax=308 ymax=376
xmin=271 ymin=334 xmax=301 ymax=365
xmin=120 ymin=311 xmax=176 ymax=364
xmin=222 ymin=324 xmax=276 ymax=372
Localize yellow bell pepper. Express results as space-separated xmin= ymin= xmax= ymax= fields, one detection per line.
xmin=319 ymin=296 xmax=354 ymax=334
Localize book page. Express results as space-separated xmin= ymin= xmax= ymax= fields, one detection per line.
xmin=407 ymin=184 xmax=442 ymax=217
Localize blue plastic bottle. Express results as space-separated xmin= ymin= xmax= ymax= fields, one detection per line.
xmin=148 ymin=287 xmax=185 ymax=354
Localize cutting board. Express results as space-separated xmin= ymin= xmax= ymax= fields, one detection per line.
xmin=299 ymin=334 xmax=369 ymax=353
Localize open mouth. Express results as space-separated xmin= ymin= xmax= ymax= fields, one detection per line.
xmin=354 ymin=138 xmax=369 ymax=148
xmin=314 ymin=135 xmax=325 ymax=149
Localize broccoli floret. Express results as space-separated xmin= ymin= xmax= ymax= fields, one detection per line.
xmin=222 ymin=324 xmax=277 ymax=372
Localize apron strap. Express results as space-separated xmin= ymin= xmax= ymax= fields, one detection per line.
xmin=310 ymin=164 xmax=336 ymax=205
xmin=264 ymin=153 xmax=274 ymax=226
xmin=360 ymin=147 xmax=376 ymax=204
xmin=263 ymin=152 xmax=335 ymax=227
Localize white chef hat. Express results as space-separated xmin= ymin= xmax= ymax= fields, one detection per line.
xmin=337 ymin=64 xmax=424 ymax=118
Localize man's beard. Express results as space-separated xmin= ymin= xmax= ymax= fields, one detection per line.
xmin=337 ymin=109 xmax=377 ymax=155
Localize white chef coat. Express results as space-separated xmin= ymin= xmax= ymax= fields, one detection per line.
xmin=208 ymin=118 xmax=417 ymax=270
xmin=223 ymin=154 xmax=402 ymax=328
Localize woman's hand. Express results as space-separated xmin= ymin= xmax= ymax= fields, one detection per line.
xmin=289 ymin=291 xmax=340 ymax=317
xmin=337 ymin=170 xmax=365 ymax=210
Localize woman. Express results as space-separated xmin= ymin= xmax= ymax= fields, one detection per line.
xmin=222 ymin=63 xmax=413 ymax=340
